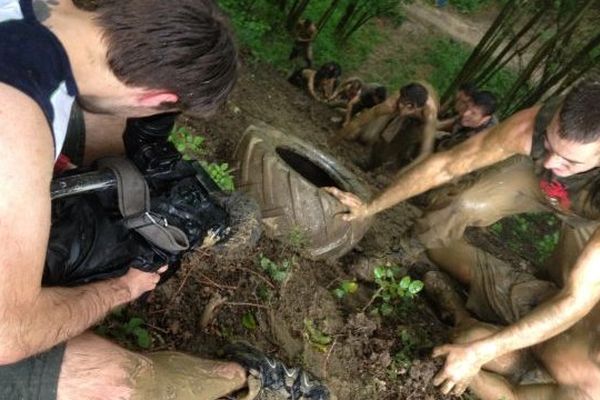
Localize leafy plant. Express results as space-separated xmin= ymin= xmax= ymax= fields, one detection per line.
xmin=96 ymin=313 xmax=152 ymax=349
xmin=242 ymin=312 xmax=257 ymax=330
xmin=168 ymin=125 xmax=205 ymax=160
xmin=304 ymin=319 xmax=332 ymax=352
xmin=201 ymin=162 xmax=236 ymax=192
xmin=287 ymin=225 xmax=310 ymax=251
xmin=259 ymin=254 xmax=291 ymax=283
xmin=332 ymin=280 xmax=359 ymax=299
xmin=371 ymin=265 xmax=424 ymax=317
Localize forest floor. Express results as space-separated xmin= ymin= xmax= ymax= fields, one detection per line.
xmin=100 ymin=4 xmax=558 ymax=400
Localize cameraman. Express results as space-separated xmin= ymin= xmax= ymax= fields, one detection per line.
xmin=0 ymin=1 xmax=327 ymax=399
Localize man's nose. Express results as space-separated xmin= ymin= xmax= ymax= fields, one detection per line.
xmin=543 ymin=153 xmax=563 ymax=170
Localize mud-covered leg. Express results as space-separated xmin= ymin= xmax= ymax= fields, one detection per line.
xmin=471 ymin=370 xmax=589 ymax=400
xmin=57 ymin=332 xmax=247 ymax=400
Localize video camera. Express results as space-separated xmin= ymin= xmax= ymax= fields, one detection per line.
xmin=44 ymin=113 xmax=254 ymax=287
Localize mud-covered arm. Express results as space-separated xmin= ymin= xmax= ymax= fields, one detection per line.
xmin=433 ymin=226 xmax=600 ymax=395
xmin=326 ymin=106 xmax=538 ymax=220
xmin=305 ymin=71 xmax=319 ymax=100
xmin=414 ymin=98 xmax=440 ymax=162
xmin=437 ymin=116 xmax=457 ymax=132
xmin=0 ymin=84 xmax=161 ymax=364
xmin=333 ymin=95 xmax=397 ymax=142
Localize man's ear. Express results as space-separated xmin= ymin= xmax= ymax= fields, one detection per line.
xmin=136 ymin=90 xmax=179 ymax=108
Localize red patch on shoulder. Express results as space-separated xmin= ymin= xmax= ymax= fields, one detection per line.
xmin=539 ymin=179 xmax=571 ymax=210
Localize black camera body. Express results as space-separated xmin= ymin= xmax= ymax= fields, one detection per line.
xmin=44 ymin=114 xmax=231 ymax=287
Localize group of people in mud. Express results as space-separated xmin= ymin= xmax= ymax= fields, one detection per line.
xmin=288 ymin=19 xmax=500 ymax=174
xmin=290 ymin=17 xmax=600 ymax=400
xmin=2 ymin=0 xmax=600 ymax=400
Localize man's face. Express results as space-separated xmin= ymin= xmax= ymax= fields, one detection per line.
xmin=460 ymin=104 xmax=490 ymax=129
xmin=455 ymin=91 xmax=472 ymax=114
xmin=543 ymin=113 xmax=600 ymax=177
xmin=397 ymin=99 xmax=422 ymax=118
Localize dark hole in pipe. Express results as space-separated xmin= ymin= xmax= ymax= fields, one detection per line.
xmin=276 ymin=147 xmax=341 ymax=189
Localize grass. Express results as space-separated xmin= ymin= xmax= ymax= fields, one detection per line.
xmin=218 ymin=0 xmax=517 ymax=103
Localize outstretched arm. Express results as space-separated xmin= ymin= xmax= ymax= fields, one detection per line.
xmin=0 ymin=84 xmax=163 ymax=364
xmin=326 ymin=106 xmax=538 ymax=220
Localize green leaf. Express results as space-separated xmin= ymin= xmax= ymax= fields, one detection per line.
xmin=333 ymin=288 xmax=346 ymax=299
xmin=374 ymin=267 xmax=385 ymax=280
xmin=241 ymin=312 xmax=257 ymax=330
xmin=399 ymin=276 xmax=411 ymax=290
xmin=304 ymin=319 xmax=332 ymax=345
xmin=133 ymin=327 xmax=151 ymax=349
xmin=380 ymin=303 xmax=394 ymax=316
xmin=126 ymin=317 xmax=144 ymax=331
xmin=341 ymin=281 xmax=358 ymax=294
xmin=408 ymin=280 xmax=424 ymax=295
xmin=273 ymin=270 xmax=287 ymax=282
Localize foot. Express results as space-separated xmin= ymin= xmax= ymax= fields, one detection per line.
xmin=423 ymin=271 xmax=469 ymax=325
xmin=223 ymin=342 xmax=331 ymax=400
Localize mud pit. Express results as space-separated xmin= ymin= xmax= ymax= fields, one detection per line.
xmin=111 ymin=61 xmax=457 ymax=399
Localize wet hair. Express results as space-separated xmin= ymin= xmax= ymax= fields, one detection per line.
xmin=458 ymin=82 xmax=478 ymax=98
xmin=471 ymin=90 xmax=497 ymax=116
xmin=373 ymin=86 xmax=387 ymax=103
xmin=96 ymin=0 xmax=238 ymax=116
xmin=559 ymin=81 xmax=600 ymax=143
xmin=315 ymin=62 xmax=342 ymax=87
xmin=399 ymin=83 xmax=428 ymax=108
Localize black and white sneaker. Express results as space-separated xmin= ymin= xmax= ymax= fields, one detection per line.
xmin=223 ymin=342 xmax=331 ymax=400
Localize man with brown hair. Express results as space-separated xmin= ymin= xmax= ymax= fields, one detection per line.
xmin=0 ymin=1 xmax=329 ymax=399
xmin=331 ymin=82 xmax=439 ymax=170
xmin=327 ymin=81 xmax=600 ymax=399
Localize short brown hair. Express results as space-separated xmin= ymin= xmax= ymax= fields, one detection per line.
xmin=96 ymin=0 xmax=238 ymax=116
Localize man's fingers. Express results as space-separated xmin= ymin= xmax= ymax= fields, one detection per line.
xmin=157 ymin=265 xmax=168 ymax=274
xmin=432 ymin=345 xmax=450 ymax=358
xmin=432 ymin=369 xmax=448 ymax=387
xmin=452 ymin=382 xmax=468 ymax=396
xmin=440 ymin=380 xmax=455 ymax=395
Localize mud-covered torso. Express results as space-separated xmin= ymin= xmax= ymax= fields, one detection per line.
xmin=531 ymin=99 xmax=600 ymax=226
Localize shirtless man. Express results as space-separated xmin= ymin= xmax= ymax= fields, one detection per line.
xmin=327 ymin=77 xmax=387 ymax=126
xmin=288 ymin=61 xmax=342 ymax=102
xmin=289 ymin=18 xmax=317 ymax=68
xmin=331 ymin=82 xmax=439 ymax=171
xmin=0 ymin=1 xmax=328 ymax=399
xmin=326 ymin=80 xmax=600 ymax=399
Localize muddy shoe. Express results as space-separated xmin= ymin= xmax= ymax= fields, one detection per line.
xmin=423 ymin=271 xmax=469 ymax=325
xmin=224 ymin=342 xmax=331 ymax=400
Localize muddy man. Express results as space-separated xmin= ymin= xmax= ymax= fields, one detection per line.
xmin=327 ymin=80 xmax=600 ymax=399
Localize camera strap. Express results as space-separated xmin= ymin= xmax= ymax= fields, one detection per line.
xmin=97 ymin=157 xmax=190 ymax=253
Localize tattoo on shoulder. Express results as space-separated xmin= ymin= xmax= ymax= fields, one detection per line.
xmin=33 ymin=0 xmax=59 ymax=22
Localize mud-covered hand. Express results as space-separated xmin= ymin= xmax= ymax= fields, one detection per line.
xmin=323 ymin=187 xmax=370 ymax=221
xmin=432 ymin=342 xmax=490 ymax=396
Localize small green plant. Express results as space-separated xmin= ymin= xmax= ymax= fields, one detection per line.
xmin=168 ymin=125 xmax=205 ymax=160
xmin=96 ymin=314 xmax=152 ymax=349
xmin=287 ymin=225 xmax=309 ymax=252
xmin=241 ymin=312 xmax=257 ymax=330
xmin=371 ymin=265 xmax=424 ymax=317
xmin=259 ymin=254 xmax=291 ymax=283
xmin=332 ymin=280 xmax=359 ymax=299
xmin=201 ymin=162 xmax=235 ymax=192
xmin=304 ymin=319 xmax=332 ymax=352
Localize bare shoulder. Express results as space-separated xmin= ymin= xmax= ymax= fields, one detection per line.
xmin=487 ymin=105 xmax=541 ymax=155
xmin=0 ymin=84 xmax=54 ymax=299
xmin=0 ymin=83 xmax=54 ymax=169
